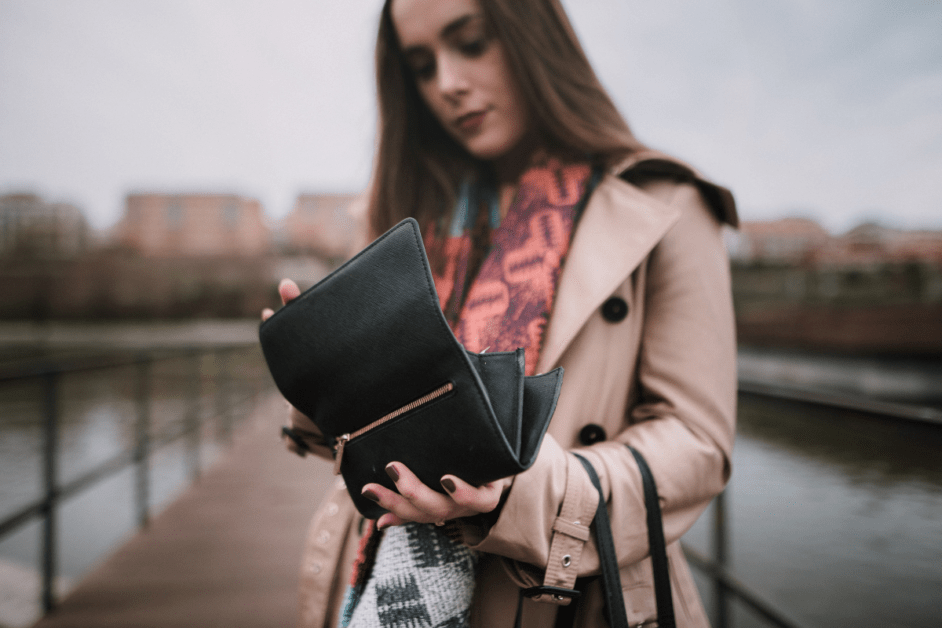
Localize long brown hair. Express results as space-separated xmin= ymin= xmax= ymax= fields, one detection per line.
xmin=368 ymin=0 xmax=646 ymax=237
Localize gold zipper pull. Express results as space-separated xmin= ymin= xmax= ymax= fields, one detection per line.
xmin=333 ymin=434 xmax=350 ymax=475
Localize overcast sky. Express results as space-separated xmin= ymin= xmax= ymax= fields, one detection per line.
xmin=1 ymin=0 xmax=940 ymax=233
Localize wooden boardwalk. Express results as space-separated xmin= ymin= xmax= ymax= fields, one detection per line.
xmin=32 ymin=393 xmax=336 ymax=628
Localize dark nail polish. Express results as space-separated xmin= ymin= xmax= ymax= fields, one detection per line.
xmin=363 ymin=489 xmax=380 ymax=502
xmin=441 ymin=477 xmax=456 ymax=493
xmin=385 ymin=464 xmax=400 ymax=482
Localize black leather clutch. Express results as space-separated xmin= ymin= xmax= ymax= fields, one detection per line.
xmin=259 ymin=218 xmax=563 ymax=518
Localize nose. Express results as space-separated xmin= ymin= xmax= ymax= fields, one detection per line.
xmin=436 ymin=53 xmax=469 ymax=102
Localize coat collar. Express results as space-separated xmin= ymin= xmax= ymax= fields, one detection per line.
xmin=537 ymin=172 xmax=681 ymax=373
xmin=614 ymin=149 xmax=739 ymax=228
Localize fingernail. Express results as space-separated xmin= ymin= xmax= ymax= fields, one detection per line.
xmin=385 ymin=464 xmax=400 ymax=482
xmin=362 ymin=489 xmax=380 ymax=502
xmin=441 ymin=477 xmax=456 ymax=493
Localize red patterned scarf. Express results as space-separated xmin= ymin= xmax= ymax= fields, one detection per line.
xmin=430 ymin=157 xmax=595 ymax=375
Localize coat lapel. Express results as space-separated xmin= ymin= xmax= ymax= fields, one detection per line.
xmin=537 ymin=174 xmax=681 ymax=373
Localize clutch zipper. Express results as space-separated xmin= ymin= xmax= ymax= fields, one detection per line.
xmin=333 ymin=381 xmax=455 ymax=475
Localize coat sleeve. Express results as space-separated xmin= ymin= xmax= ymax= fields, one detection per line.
xmin=464 ymin=181 xmax=737 ymax=586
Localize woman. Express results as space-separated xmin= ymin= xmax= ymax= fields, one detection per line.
xmin=264 ymin=0 xmax=738 ymax=626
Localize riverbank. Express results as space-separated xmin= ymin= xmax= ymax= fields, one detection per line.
xmin=0 ymin=319 xmax=260 ymax=366
xmin=2 ymin=320 xmax=940 ymax=405
xmin=732 ymin=260 xmax=942 ymax=356
xmin=738 ymin=345 xmax=942 ymax=407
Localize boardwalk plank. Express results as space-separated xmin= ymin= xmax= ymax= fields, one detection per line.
xmin=32 ymin=393 xmax=335 ymax=628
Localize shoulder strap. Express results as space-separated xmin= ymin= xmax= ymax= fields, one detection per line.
xmin=522 ymin=447 xmax=676 ymax=628
xmin=562 ymin=448 xmax=675 ymax=628
xmin=626 ymin=445 xmax=675 ymax=628
xmin=572 ymin=453 xmax=630 ymax=628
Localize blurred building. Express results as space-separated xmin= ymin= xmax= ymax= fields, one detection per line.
xmin=116 ymin=193 xmax=269 ymax=257
xmin=729 ymin=218 xmax=942 ymax=267
xmin=0 ymin=192 xmax=90 ymax=259
xmin=726 ymin=218 xmax=830 ymax=264
xmin=729 ymin=218 xmax=942 ymax=354
xmin=279 ymin=192 xmax=364 ymax=259
xmin=821 ymin=223 xmax=942 ymax=266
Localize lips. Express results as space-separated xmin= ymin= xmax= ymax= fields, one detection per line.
xmin=455 ymin=110 xmax=486 ymax=132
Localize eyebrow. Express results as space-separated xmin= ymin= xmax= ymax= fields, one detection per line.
xmin=441 ymin=13 xmax=478 ymax=39
xmin=401 ymin=13 xmax=483 ymax=55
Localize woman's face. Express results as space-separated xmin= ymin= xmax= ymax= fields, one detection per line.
xmin=391 ymin=0 xmax=533 ymax=163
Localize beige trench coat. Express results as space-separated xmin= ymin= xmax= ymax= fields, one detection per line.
xmin=292 ymin=153 xmax=739 ymax=628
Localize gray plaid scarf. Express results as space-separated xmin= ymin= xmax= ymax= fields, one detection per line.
xmin=343 ymin=523 xmax=478 ymax=628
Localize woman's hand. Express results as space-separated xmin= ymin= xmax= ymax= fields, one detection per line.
xmin=261 ymin=278 xmax=301 ymax=322
xmin=263 ymin=279 xmax=328 ymax=457
xmin=362 ymin=462 xmax=512 ymax=529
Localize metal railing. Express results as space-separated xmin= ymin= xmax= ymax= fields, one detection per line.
xmin=5 ymin=352 xmax=933 ymax=626
xmin=0 ymin=344 xmax=271 ymax=613
xmin=739 ymin=378 xmax=942 ymax=426
xmin=682 ymin=491 xmax=811 ymax=628
xmin=686 ymin=381 xmax=941 ymax=628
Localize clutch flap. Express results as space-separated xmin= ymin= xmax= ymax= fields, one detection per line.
xmin=259 ymin=218 xmax=565 ymax=518
xmin=464 ymin=348 xmax=524 ymax=454
xmin=259 ymin=218 xmax=471 ymax=437
xmin=519 ymin=368 xmax=564 ymax=466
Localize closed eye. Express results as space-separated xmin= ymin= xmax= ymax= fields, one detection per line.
xmin=413 ymin=61 xmax=436 ymax=81
xmin=405 ymin=50 xmax=436 ymax=82
xmin=459 ymin=37 xmax=487 ymax=58
xmin=400 ymin=13 xmax=489 ymax=83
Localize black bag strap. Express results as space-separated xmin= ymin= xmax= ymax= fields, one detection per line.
xmin=572 ymin=452 xmax=630 ymax=628
xmin=626 ymin=445 xmax=675 ymax=628
xmin=518 ymin=446 xmax=675 ymax=628
xmin=554 ymin=448 xmax=675 ymax=628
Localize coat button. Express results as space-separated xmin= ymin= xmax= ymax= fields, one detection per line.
xmin=579 ymin=424 xmax=607 ymax=445
xmin=601 ymin=297 xmax=628 ymax=322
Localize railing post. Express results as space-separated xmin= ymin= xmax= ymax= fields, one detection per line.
xmin=41 ymin=371 xmax=59 ymax=613
xmin=135 ymin=357 xmax=151 ymax=529
xmin=248 ymin=347 xmax=259 ymax=403
xmin=216 ymin=348 xmax=231 ymax=444
xmin=188 ymin=351 xmax=202 ymax=481
xmin=713 ymin=490 xmax=729 ymax=628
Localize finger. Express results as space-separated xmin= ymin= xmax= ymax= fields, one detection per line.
xmin=261 ymin=307 xmax=274 ymax=321
xmin=377 ymin=512 xmax=407 ymax=529
xmin=386 ymin=462 xmax=455 ymax=520
xmin=440 ymin=474 xmax=505 ymax=514
xmin=361 ymin=482 xmax=432 ymax=524
xmin=278 ymin=278 xmax=301 ymax=304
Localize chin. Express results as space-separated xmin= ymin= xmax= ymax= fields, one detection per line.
xmin=465 ymin=137 xmax=519 ymax=162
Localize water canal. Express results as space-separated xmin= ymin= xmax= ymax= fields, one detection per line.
xmin=0 ymin=339 xmax=270 ymax=627
xmin=0 ymin=332 xmax=939 ymax=628
xmin=684 ymin=393 xmax=942 ymax=628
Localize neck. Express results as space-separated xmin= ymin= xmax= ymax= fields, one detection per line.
xmin=491 ymin=133 xmax=546 ymax=219
xmin=492 ymin=131 xmax=543 ymax=185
